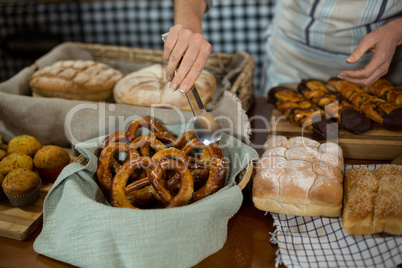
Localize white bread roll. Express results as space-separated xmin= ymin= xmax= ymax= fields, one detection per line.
xmin=343 ymin=164 xmax=402 ymax=235
xmin=252 ymin=135 xmax=344 ymax=217
xmin=113 ymin=64 xmax=216 ymax=111
xmin=29 ymin=60 xmax=123 ymax=101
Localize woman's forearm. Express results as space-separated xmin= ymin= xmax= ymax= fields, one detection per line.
xmin=173 ymin=0 xmax=207 ymax=34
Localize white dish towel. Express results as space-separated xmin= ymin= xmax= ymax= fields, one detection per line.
xmin=270 ymin=164 xmax=402 ymax=268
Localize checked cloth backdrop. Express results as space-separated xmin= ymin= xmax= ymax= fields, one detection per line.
xmin=0 ymin=0 xmax=276 ymax=96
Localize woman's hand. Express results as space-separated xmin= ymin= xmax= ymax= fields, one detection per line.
xmin=163 ymin=25 xmax=211 ymax=93
xmin=338 ymin=17 xmax=402 ymax=87
xmin=163 ymin=0 xmax=211 ymax=93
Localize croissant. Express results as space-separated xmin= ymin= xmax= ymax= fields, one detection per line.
xmin=298 ymin=79 xmax=372 ymax=134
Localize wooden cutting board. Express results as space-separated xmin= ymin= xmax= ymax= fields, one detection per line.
xmin=269 ymin=109 xmax=402 ymax=160
xmin=0 ymin=181 xmax=53 ymax=241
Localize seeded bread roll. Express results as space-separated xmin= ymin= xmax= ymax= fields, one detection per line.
xmin=29 ymin=60 xmax=123 ymax=101
xmin=252 ymin=135 xmax=344 ymax=217
xmin=343 ymin=164 xmax=402 ymax=235
xmin=113 ymin=64 xmax=216 ymax=111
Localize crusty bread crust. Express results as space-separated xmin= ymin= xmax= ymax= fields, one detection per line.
xmin=113 ymin=64 xmax=216 ymax=111
xmin=29 ymin=60 xmax=123 ymax=101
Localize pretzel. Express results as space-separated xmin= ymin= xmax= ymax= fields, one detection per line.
xmin=100 ymin=131 xmax=127 ymax=151
xmin=129 ymin=135 xmax=167 ymax=154
xmin=149 ymin=129 xmax=196 ymax=149
xmin=126 ymin=117 xmax=168 ymax=142
xmin=151 ymin=147 xmax=210 ymax=194
xmin=157 ymin=159 xmax=194 ymax=208
xmin=97 ymin=116 xmax=227 ymax=209
xmin=97 ymin=142 xmax=138 ymax=198
xmin=151 ymin=147 xmax=209 ymax=170
xmin=168 ymin=169 xmax=210 ymax=193
xmin=123 ymin=149 xmax=207 ymax=207
xmin=111 ymin=157 xmax=193 ymax=208
xmin=124 ymin=117 xmax=168 ymax=156
xmin=126 ymin=187 xmax=155 ymax=208
xmin=111 ymin=157 xmax=160 ymax=208
xmin=172 ymin=129 xmax=197 ymax=149
xmin=177 ymin=138 xmax=227 ymax=201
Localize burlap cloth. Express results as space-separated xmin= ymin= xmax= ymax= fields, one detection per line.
xmin=0 ymin=42 xmax=251 ymax=150
xmin=33 ymin=124 xmax=259 ymax=268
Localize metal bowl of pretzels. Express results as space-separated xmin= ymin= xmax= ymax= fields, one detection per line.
xmin=91 ymin=116 xmax=247 ymax=209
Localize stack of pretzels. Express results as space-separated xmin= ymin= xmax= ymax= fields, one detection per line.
xmin=96 ymin=117 xmax=227 ymax=209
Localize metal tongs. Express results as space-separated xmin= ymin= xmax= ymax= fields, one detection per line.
xmin=161 ymin=33 xmax=221 ymax=145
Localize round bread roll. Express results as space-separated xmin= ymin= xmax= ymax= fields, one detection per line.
xmin=252 ymin=135 xmax=345 ymax=217
xmin=113 ymin=64 xmax=216 ymax=111
xmin=29 ymin=60 xmax=123 ymax=101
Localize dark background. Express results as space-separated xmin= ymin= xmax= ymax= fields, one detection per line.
xmin=0 ymin=0 xmax=275 ymax=96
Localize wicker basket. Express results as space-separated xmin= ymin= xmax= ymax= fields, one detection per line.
xmin=74 ymin=42 xmax=255 ymax=111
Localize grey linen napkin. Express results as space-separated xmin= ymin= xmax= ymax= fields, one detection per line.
xmin=0 ymin=42 xmax=251 ymax=149
xmin=33 ymin=125 xmax=259 ymax=268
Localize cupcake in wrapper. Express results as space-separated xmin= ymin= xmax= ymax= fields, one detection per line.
xmin=35 ymin=164 xmax=68 ymax=182
xmin=2 ymin=168 xmax=41 ymax=206
xmin=33 ymin=145 xmax=70 ymax=182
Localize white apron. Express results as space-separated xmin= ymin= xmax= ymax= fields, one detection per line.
xmin=261 ymin=0 xmax=402 ymax=95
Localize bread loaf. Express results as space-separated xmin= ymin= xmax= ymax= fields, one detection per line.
xmin=29 ymin=60 xmax=123 ymax=101
xmin=343 ymin=164 xmax=402 ymax=235
xmin=113 ymin=64 xmax=216 ymax=111
xmin=252 ymin=135 xmax=344 ymax=217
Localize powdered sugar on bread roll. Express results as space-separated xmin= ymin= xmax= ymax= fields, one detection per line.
xmin=253 ymin=135 xmax=344 ymax=217
xmin=262 ymin=135 xmax=290 ymax=152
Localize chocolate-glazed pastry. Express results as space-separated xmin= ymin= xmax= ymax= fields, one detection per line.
xmin=329 ymin=78 xmax=402 ymax=131
xmin=298 ymin=79 xmax=372 ymax=134
xmin=365 ymin=78 xmax=402 ymax=105
xmin=268 ymin=86 xmax=338 ymax=141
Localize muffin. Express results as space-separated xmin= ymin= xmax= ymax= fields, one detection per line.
xmin=0 ymin=149 xmax=6 ymax=161
xmin=33 ymin=145 xmax=70 ymax=182
xmin=7 ymin=135 xmax=42 ymax=157
xmin=0 ymin=153 xmax=34 ymax=176
xmin=2 ymin=168 xmax=41 ymax=206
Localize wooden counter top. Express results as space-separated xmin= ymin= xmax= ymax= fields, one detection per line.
xmin=0 ymin=98 xmax=390 ymax=268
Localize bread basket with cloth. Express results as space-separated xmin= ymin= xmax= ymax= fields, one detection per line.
xmin=33 ymin=123 xmax=259 ymax=268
